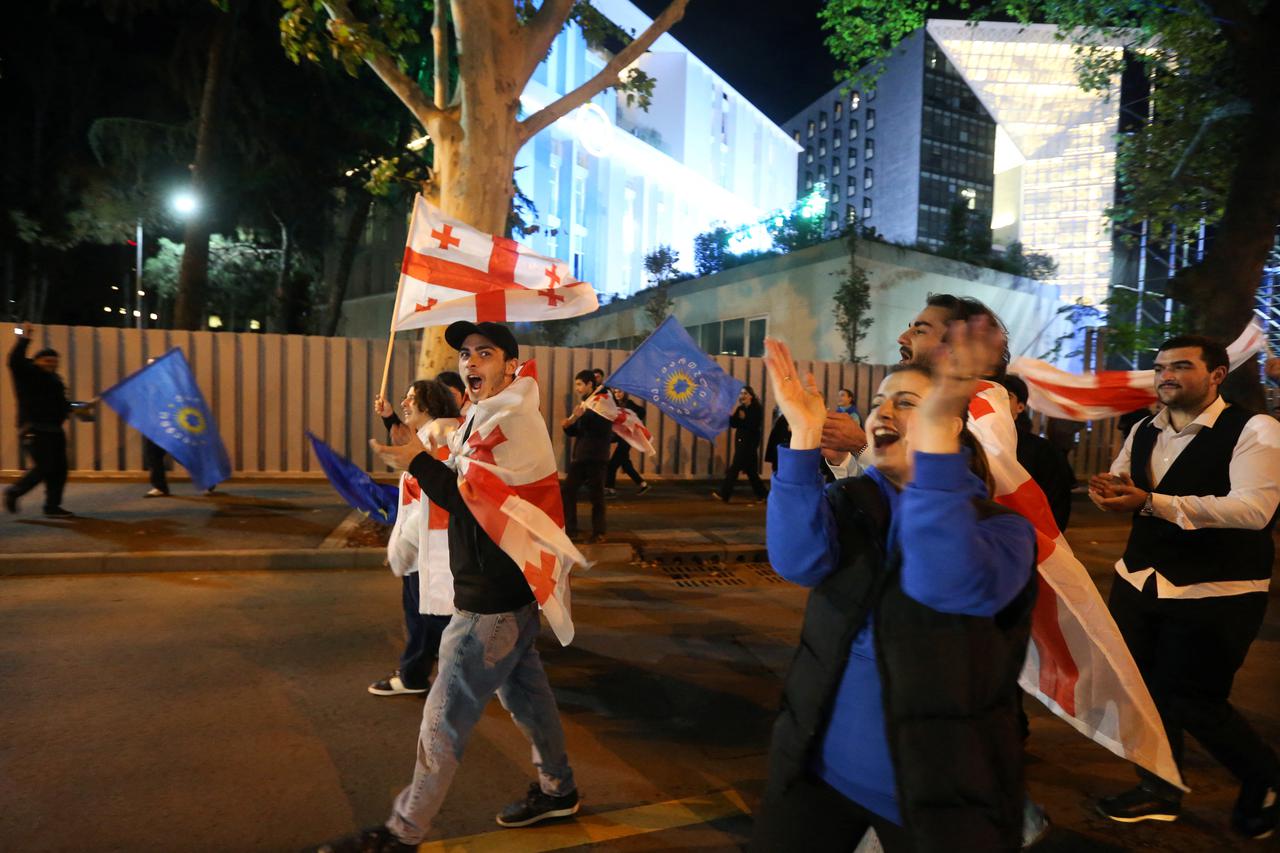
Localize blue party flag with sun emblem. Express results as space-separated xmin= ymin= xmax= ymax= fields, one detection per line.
xmin=99 ymin=348 xmax=231 ymax=491
xmin=605 ymin=316 xmax=744 ymax=441
xmin=305 ymin=431 xmax=399 ymax=524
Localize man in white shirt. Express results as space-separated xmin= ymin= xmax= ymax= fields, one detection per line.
xmin=1089 ymin=334 xmax=1280 ymax=840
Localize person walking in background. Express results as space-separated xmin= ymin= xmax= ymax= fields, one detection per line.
xmin=369 ymin=379 xmax=461 ymax=698
xmin=835 ymin=388 xmax=861 ymax=424
xmin=561 ymin=369 xmax=613 ymax=543
xmin=999 ymin=374 xmax=1076 ymax=532
xmin=714 ymin=385 xmax=767 ymax=503
xmin=5 ymin=323 xmax=94 ymax=517
xmin=1090 ymin=335 xmax=1280 ymax=840
xmin=605 ymin=387 xmax=649 ymax=498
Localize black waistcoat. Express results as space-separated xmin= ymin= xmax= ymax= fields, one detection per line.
xmin=764 ymin=476 xmax=1036 ymax=852
xmin=1124 ymin=405 xmax=1275 ymax=586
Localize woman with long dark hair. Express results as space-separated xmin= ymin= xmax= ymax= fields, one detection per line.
xmin=714 ymin=385 xmax=767 ymax=503
xmin=752 ymin=324 xmax=1037 ymax=853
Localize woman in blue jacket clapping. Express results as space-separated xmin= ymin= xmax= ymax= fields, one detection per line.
xmin=751 ymin=321 xmax=1038 ymax=853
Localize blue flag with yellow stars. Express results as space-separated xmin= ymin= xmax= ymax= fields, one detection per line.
xmin=605 ymin=315 xmax=744 ymax=441
xmin=100 ymin=348 xmax=231 ymax=491
xmin=306 ymin=431 xmax=399 ymax=524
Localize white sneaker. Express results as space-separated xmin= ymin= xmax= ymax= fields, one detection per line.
xmin=367 ymin=672 xmax=428 ymax=696
xmin=144 ymin=488 xmax=169 ymax=498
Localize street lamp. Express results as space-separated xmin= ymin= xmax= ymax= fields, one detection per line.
xmin=131 ymin=189 xmax=201 ymax=331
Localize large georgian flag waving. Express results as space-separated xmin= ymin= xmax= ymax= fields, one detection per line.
xmin=583 ymin=389 xmax=656 ymax=455
xmin=967 ymin=382 xmax=1185 ymax=789
xmin=392 ymin=195 xmax=599 ymax=330
xmin=1009 ymin=318 xmax=1269 ymax=420
xmin=445 ymin=361 xmax=588 ymax=645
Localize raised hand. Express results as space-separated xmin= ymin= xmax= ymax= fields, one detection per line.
xmin=763 ymin=337 xmax=827 ymax=450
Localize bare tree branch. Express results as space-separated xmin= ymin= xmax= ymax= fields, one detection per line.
xmin=517 ymin=0 xmax=690 ymax=145
xmin=322 ymin=0 xmax=453 ymax=133
xmin=519 ymin=0 xmax=575 ymax=84
xmin=432 ymin=0 xmax=449 ymax=109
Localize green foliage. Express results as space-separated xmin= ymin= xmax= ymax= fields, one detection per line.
xmin=693 ymin=226 xmax=731 ymax=276
xmin=1037 ymin=290 xmax=1190 ymax=363
xmin=642 ymin=244 xmax=680 ymax=285
xmin=280 ymin=0 xmax=427 ymax=76
xmin=768 ymin=209 xmax=826 ymax=253
xmin=642 ymin=284 xmax=675 ymax=330
xmin=538 ymin=316 xmax=579 ymax=346
xmin=832 ymin=226 xmax=875 ymax=363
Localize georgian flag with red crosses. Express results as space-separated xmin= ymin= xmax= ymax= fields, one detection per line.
xmin=392 ymin=195 xmax=599 ymax=331
xmin=966 ymin=381 xmax=1185 ymax=791
xmin=444 ymin=360 xmax=588 ymax=646
xmin=583 ymin=389 xmax=656 ymax=456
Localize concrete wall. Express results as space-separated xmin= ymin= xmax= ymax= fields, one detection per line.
xmin=568 ymin=236 xmax=1071 ymax=365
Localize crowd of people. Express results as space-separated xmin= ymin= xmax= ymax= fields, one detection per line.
xmin=6 ymin=295 xmax=1278 ymax=851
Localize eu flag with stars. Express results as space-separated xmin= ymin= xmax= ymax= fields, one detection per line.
xmin=605 ymin=316 xmax=744 ymax=441
xmin=99 ymin=348 xmax=231 ymax=491
xmin=306 ymin=431 xmax=399 ymax=524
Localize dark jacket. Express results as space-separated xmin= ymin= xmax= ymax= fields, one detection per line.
xmin=1125 ymin=406 xmax=1277 ymax=586
xmin=766 ymin=457 xmax=1036 ymax=852
xmin=1015 ymin=426 xmax=1075 ymax=532
xmin=9 ymin=337 xmax=70 ymax=430
xmin=730 ymin=400 xmax=763 ymax=452
xmin=409 ymin=444 xmax=535 ymax=614
xmin=564 ymin=396 xmax=613 ymax=463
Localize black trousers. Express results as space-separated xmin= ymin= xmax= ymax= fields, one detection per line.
xmin=606 ymin=442 xmax=643 ymax=488
xmin=10 ymin=430 xmax=67 ymax=510
xmin=1108 ymin=576 xmax=1279 ymax=795
xmin=561 ymin=459 xmax=606 ymax=536
xmin=750 ymin=772 xmax=912 ymax=853
xmin=143 ymin=437 xmax=169 ymax=493
xmin=719 ymin=443 xmax=766 ymax=501
xmin=398 ymin=574 xmax=450 ymax=689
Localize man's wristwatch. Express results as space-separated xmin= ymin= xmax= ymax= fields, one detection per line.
xmin=1139 ymin=492 xmax=1154 ymax=516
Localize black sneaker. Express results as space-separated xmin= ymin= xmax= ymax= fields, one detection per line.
xmin=604 ymin=487 xmax=617 ymax=499
xmin=311 ymin=826 xmax=415 ymax=853
xmin=367 ymin=672 xmax=428 ymax=696
xmin=1096 ymin=783 xmax=1181 ymax=823
xmin=637 ymin=481 xmax=650 ymax=495
xmin=1232 ymin=779 xmax=1279 ymax=839
xmin=3 ymin=489 xmax=17 ymax=513
xmin=495 ymin=781 xmax=580 ymax=827
xmin=42 ymin=506 xmax=74 ymax=518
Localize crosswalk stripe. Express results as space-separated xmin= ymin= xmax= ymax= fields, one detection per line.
xmin=416 ymin=788 xmax=751 ymax=852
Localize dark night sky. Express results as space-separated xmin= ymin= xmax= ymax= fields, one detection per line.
xmin=630 ymin=0 xmax=839 ymax=124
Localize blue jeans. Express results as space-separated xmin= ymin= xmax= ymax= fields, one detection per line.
xmin=387 ymin=603 xmax=575 ymax=843
xmin=399 ymin=574 xmax=450 ymax=689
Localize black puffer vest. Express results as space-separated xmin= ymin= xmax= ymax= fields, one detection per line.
xmin=764 ymin=476 xmax=1036 ymax=852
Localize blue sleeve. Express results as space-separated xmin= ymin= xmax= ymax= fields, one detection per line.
xmin=766 ymin=447 xmax=840 ymax=587
xmin=899 ymin=452 xmax=1035 ymax=616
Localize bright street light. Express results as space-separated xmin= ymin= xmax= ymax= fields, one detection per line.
xmin=171 ymin=190 xmax=200 ymax=217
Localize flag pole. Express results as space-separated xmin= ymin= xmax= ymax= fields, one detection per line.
xmin=379 ymin=195 xmax=421 ymax=400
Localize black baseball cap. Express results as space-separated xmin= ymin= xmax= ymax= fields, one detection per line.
xmin=444 ymin=321 xmax=519 ymax=361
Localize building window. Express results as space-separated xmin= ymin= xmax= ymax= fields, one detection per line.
xmin=805 ymin=146 xmax=814 ymax=164
xmin=847 ymin=204 xmax=857 ymax=223
xmin=849 ymin=120 xmax=859 ymax=140
xmin=847 ymin=177 xmax=856 ymax=197
xmin=864 ymin=167 xmax=874 ymax=190
xmin=818 ymin=139 xmax=827 ymax=157
xmin=747 ymin=318 xmax=767 ymax=358
xmin=848 ymin=152 xmax=857 ymax=169
xmin=833 ymin=133 xmax=841 ymax=149
xmin=805 ymin=172 xmax=813 ymax=189
xmin=818 ymin=165 xmax=826 ymax=181
xmin=866 ymin=109 xmax=876 ymax=130
xmin=833 ymin=160 xmax=841 ymax=176
xmin=850 ymin=91 xmax=861 ymax=111
xmin=834 ymin=101 xmax=843 ymax=121
xmin=792 ymin=129 xmax=800 ymax=143
xmin=807 ymin=120 xmax=815 ymax=138
xmin=865 ymin=138 xmax=875 ymax=160
xmin=722 ymin=318 xmax=746 ymax=356
xmin=863 ymin=197 xmax=873 ymax=219
xmin=819 ymin=111 xmax=828 ymax=131
xmin=867 ymin=88 xmax=876 ymax=101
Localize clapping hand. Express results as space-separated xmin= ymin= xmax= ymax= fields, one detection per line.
xmin=1089 ymin=472 xmax=1148 ymax=513
xmin=371 ymin=423 xmax=427 ymax=470
xmin=763 ymin=337 xmax=827 ymax=450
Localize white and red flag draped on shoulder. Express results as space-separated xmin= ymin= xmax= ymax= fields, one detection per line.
xmin=392 ymin=195 xmax=599 ymax=330
xmin=583 ymin=389 xmax=656 ymax=455
xmin=1009 ymin=317 xmax=1269 ymax=421
xmin=967 ymin=381 xmax=1185 ymax=790
xmin=445 ymin=360 xmax=588 ymax=646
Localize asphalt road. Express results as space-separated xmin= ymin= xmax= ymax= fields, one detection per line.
xmin=1 ymin=502 xmax=1277 ymax=852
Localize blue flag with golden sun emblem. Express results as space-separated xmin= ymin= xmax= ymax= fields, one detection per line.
xmin=100 ymin=348 xmax=231 ymax=491
xmin=605 ymin=316 xmax=745 ymax=441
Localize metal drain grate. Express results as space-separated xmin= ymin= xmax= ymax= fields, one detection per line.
xmin=654 ymin=561 xmax=785 ymax=588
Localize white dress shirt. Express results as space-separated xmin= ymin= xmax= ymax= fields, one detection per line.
xmin=1109 ymin=395 xmax=1280 ymax=598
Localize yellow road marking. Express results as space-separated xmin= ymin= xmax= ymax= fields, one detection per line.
xmin=417 ymin=788 xmax=751 ymax=852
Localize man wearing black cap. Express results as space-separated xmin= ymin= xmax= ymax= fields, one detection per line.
xmin=5 ymin=324 xmax=94 ymax=516
xmin=334 ymin=321 xmax=579 ymax=853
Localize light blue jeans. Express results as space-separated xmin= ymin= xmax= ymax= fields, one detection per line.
xmin=387 ymin=603 xmax=576 ymax=843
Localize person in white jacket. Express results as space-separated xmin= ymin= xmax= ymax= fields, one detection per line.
xmin=369 ymin=379 xmax=461 ymax=696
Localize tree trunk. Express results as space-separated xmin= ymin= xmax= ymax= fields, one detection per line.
xmin=269 ymin=216 xmax=295 ymax=333
xmin=173 ymin=5 xmax=237 ymax=330
xmin=325 ymin=194 xmax=372 ymax=337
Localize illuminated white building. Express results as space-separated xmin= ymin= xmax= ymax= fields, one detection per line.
xmin=514 ymin=0 xmax=800 ymax=297
xmin=926 ymin=20 xmax=1125 ymax=304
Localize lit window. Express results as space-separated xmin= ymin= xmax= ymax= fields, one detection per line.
xmin=833 ymin=160 xmax=841 ymax=176
xmin=833 ymin=134 xmax=841 ymax=149
xmin=848 ymin=152 xmax=857 ymax=169
xmin=819 ymin=111 xmax=828 ymax=130
xmin=866 ymin=109 xmax=876 ymax=131
xmin=807 ymin=120 xmax=815 ymax=138
xmin=850 ymin=91 xmax=861 ymax=111
xmin=806 ymin=146 xmax=813 ymax=164
xmin=792 ymin=129 xmax=800 ymax=143
xmin=864 ymin=168 xmax=874 ymax=190
xmin=818 ymin=139 xmax=827 ymax=157
xmin=806 ymin=173 xmax=813 ymax=189
xmin=847 ymin=177 xmax=856 ymax=197
xmin=847 ymin=204 xmax=857 ymax=223
xmin=818 ymin=165 xmax=826 ymax=181
xmin=863 ymin=197 xmax=873 ymax=218
xmin=834 ymin=101 xmax=843 ymax=120
xmin=865 ymin=138 xmax=874 ymax=160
